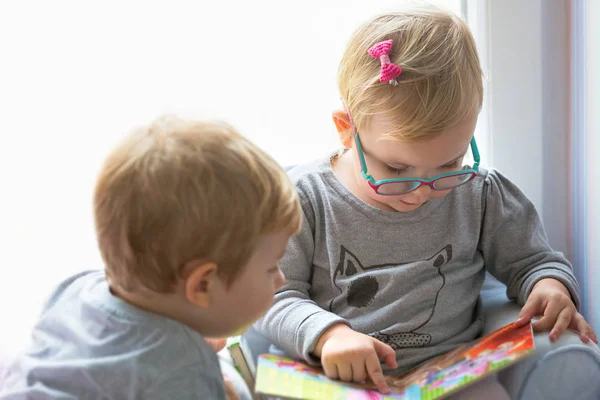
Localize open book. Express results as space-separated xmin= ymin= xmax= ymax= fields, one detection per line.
xmin=253 ymin=321 xmax=535 ymax=400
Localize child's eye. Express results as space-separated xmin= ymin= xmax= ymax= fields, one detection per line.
xmin=442 ymin=159 xmax=462 ymax=169
xmin=386 ymin=165 xmax=408 ymax=175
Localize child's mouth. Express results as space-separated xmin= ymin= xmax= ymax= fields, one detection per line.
xmin=399 ymin=199 xmax=420 ymax=206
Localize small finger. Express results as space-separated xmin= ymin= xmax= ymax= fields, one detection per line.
xmin=575 ymin=315 xmax=595 ymax=344
xmin=365 ymin=352 xmax=389 ymax=394
xmin=337 ymin=362 xmax=353 ymax=382
xmin=580 ymin=333 xmax=590 ymax=344
xmin=575 ymin=316 xmax=589 ymax=343
xmin=518 ymin=297 xmax=542 ymax=324
xmin=351 ymin=359 xmax=367 ymax=383
xmin=532 ymin=300 xmax=563 ymax=332
xmin=549 ymin=308 xmax=571 ymax=341
xmin=322 ymin=361 xmax=339 ymax=381
xmin=588 ymin=327 xmax=599 ymax=344
xmin=373 ymin=339 xmax=398 ymax=369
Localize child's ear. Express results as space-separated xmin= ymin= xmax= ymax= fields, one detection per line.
xmin=332 ymin=110 xmax=353 ymax=148
xmin=184 ymin=262 xmax=219 ymax=308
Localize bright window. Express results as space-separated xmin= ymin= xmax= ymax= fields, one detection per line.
xmin=0 ymin=0 xmax=479 ymax=356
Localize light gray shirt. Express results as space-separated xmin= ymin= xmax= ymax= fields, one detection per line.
xmin=254 ymin=158 xmax=580 ymax=373
xmin=0 ymin=270 xmax=226 ymax=399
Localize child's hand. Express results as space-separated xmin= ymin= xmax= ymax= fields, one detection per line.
xmin=223 ymin=375 xmax=240 ymax=400
xmin=313 ymin=324 xmax=398 ymax=394
xmin=516 ymin=278 xmax=598 ymax=344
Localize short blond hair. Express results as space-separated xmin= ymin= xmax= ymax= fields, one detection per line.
xmin=338 ymin=3 xmax=483 ymax=142
xmin=94 ymin=116 xmax=301 ymax=293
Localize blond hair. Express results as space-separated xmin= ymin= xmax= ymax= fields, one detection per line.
xmin=94 ymin=116 xmax=301 ymax=293
xmin=338 ymin=3 xmax=483 ymax=142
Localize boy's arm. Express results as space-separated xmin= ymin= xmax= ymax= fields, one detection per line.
xmin=253 ymin=200 xmax=350 ymax=364
xmin=478 ymin=169 xmax=581 ymax=308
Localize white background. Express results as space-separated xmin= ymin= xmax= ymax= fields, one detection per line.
xmin=3 ymin=0 xmax=595 ymax=357
xmin=0 ymin=0 xmax=463 ymax=356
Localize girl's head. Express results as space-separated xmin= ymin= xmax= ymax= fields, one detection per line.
xmin=333 ymin=4 xmax=483 ymax=212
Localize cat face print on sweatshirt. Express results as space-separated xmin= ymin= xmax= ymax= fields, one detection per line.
xmin=329 ymin=244 xmax=453 ymax=348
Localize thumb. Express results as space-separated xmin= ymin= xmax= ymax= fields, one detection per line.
xmin=372 ymin=338 xmax=398 ymax=369
xmin=517 ymin=296 xmax=542 ymax=325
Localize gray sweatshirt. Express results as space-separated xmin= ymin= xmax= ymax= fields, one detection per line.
xmin=254 ymin=158 xmax=580 ymax=373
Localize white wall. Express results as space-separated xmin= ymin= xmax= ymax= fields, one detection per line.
xmin=487 ymin=0 xmax=544 ymax=214
xmin=541 ymin=1 xmax=570 ymax=260
xmin=0 ymin=0 xmax=464 ymax=359
xmin=1 ymin=0 xmax=586 ymax=355
xmin=485 ymin=0 xmax=571 ymax=259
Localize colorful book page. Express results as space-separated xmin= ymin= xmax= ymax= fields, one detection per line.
xmin=255 ymin=321 xmax=534 ymax=400
xmin=255 ymin=354 xmax=421 ymax=400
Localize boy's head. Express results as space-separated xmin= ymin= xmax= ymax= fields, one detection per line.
xmin=94 ymin=115 xmax=301 ymax=336
xmin=333 ymin=4 xmax=483 ymax=212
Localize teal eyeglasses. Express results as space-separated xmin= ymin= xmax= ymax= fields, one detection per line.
xmin=354 ymin=132 xmax=481 ymax=196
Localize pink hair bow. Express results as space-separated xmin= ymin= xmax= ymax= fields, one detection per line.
xmin=368 ymin=39 xmax=403 ymax=86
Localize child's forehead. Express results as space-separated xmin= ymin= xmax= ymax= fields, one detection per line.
xmin=360 ymin=116 xmax=476 ymax=168
xmin=251 ymin=231 xmax=291 ymax=260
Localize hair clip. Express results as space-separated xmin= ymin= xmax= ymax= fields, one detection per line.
xmin=368 ymin=39 xmax=403 ymax=86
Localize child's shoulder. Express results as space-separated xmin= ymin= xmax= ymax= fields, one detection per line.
xmin=286 ymin=157 xmax=331 ymax=181
xmin=40 ymin=270 xmax=103 ymax=315
xmin=476 ymin=167 xmax=526 ymax=196
xmin=465 ymin=167 xmax=533 ymax=211
xmin=285 ymin=156 xmax=335 ymax=196
xmin=477 ymin=167 xmax=507 ymax=182
xmin=11 ymin=272 xmax=223 ymax=398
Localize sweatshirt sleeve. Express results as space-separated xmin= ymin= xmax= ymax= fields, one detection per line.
xmin=478 ymin=169 xmax=580 ymax=309
xmin=253 ymin=195 xmax=350 ymax=364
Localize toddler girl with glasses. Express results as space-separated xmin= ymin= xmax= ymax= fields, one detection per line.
xmin=254 ymin=3 xmax=596 ymax=399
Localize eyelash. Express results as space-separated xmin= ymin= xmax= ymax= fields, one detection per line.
xmin=268 ymin=265 xmax=280 ymax=274
xmin=386 ymin=165 xmax=408 ymax=175
xmin=443 ymin=159 xmax=462 ymax=169
xmin=385 ymin=160 xmax=462 ymax=175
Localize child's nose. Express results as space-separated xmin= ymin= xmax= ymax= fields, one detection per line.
xmin=409 ymin=185 xmax=432 ymax=202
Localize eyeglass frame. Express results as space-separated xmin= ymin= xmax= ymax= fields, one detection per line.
xmin=354 ymin=131 xmax=481 ymax=196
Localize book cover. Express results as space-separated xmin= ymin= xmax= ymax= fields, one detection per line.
xmin=255 ymin=321 xmax=534 ymax=400
xmin=227 ymin=336 xmax=263 ymax=400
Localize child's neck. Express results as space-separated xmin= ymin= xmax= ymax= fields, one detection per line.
xmin=110 ymin=285 xmax=214 ymax=337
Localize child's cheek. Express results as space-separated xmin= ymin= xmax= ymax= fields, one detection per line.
xmin=231 ymin=325 xmax=251 ymax=336
xmin=430 ymin=189 xmax=453 ymax=199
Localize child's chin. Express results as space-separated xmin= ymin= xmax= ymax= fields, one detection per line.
xmin=230 ymin=324 xmax=251 ymax=336
xmin=390 ymin=201 xmax=424 ymax=212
